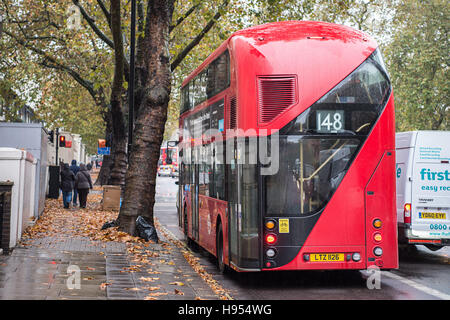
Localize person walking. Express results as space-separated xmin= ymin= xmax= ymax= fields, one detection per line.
xmin=75 ymin=163 xmax=93 ymax=208
xmin=60 ymin=163 xmax=75 ymax=209
xmin=69 ymin=159 xmax=80 ymax=206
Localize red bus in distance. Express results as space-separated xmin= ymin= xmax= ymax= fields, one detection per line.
xmin=177 ymin=21 xmax=398 ymax=272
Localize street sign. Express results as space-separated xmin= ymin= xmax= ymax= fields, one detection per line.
xmin=97 ymin=147 xmax=110 ymax=155
xmin=98 ymin=139 xmax=106 ymax=148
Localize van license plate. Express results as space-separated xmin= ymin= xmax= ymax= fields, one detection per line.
xmin=310 ymin=253 xmax=345 ymax=262
xmin=419 ymin=212 xmax=446 ymax=219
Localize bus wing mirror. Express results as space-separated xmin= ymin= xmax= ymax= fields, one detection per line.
xmin=167 ymin=140 xmax=179 ymax=147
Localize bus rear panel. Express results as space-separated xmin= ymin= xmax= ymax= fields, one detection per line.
xmin=178 ymin=21 xmax=399 ymax=271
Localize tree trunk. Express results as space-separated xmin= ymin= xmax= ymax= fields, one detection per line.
xmin=107 ymin=0 xmax=127 ymax=187
xmin=107 ymin=118 xmax=127 ymax=186
xmin=95 ymin=100 xmax=113 ymax=186
xmin=117 ymin=0 xmax=174 ymax=235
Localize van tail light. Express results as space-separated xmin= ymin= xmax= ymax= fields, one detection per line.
xmin=404 ymin=203 xmax=411 ymax=224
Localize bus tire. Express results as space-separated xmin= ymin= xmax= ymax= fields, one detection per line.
xmin=216 ymin=223 xmax=227 ymax=274
xmin=183 ymin=205 xmax=188 ymax=236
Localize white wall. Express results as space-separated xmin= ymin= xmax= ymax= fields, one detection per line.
xmin=0 ymin=148 xmax=35 ymax=248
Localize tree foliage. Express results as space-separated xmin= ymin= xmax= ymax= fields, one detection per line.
xmin=385 ymin=0 xmax=449 ymax=131
xmin=0 ymin=0 xmax=112 ymax=151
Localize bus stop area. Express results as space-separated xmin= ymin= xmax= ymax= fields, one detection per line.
xmin=0 ymin=175 xmax=226 ymax=300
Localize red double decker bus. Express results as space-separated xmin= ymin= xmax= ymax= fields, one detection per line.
xmin=177 ymin=21 xmax=398 ymax=272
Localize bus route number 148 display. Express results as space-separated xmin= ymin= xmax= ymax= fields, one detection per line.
xmin=316 ymin=110 xmax=345 ymax=133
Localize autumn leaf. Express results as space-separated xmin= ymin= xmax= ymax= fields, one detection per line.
xmin=174 ymin=289 xmax=184 ymax=295
xmin=148 ymin=292 xmax=168 ymax=297
xmin=140 ymin=277 xmax=160 ymax=282
xmin=99 ymin=282 xmax=112 ymax=290
xmin=143 ymin=286 xmax=160 ymax=291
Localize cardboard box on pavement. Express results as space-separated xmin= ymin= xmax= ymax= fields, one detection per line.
xmin=102 ymin=185 xmax=121 ymax=210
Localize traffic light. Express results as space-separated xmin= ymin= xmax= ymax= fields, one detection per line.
xmin=48 ymin=130 xmax=54 ymax=143
xmin=59 ymin=135 xmax=66 ymax=147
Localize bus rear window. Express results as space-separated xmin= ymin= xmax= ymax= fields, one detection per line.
xmin=280 ymin=49 xmax=391 ymax=136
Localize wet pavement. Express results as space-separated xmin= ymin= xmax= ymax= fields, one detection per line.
xmin=0 ymin=180 xmax=222 ymax=300
xmin=0 ymin=232 xmax=220 ymax=300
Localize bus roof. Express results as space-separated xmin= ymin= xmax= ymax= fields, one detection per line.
xmin=181 ymin=20 xmax=376 ymax=88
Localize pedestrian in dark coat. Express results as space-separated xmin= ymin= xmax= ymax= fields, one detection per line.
xmin=69 ymin=159 xmax=80 ymax=206
xmin=60 ymin=163 xmax=75 ymax=209
xmin=75 ymin=163 xmax=93 ymax=208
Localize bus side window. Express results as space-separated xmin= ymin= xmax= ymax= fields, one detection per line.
xmin=214 ymin=142 xmax=226 ymax=200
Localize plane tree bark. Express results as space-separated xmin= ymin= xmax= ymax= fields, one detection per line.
xmin=107 ymin=0 xmax=128 ymax=186
xmin=117 ymin=0 xmax=230 ymax=235
xmin=117 ymin=0 xmax=175 ymax=234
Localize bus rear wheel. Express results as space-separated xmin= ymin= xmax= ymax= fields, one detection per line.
xmin=216 ymin=224 xmax=227 ymax=274
xmin=183 ymin=205 xmax=188 ymax=236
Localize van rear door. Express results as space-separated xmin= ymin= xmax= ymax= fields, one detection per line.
xmin=411 ymin=131 xmax=450 ymax=240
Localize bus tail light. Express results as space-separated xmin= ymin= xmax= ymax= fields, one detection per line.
xmin=374 ymin=233 xmax=382 ymax=242
xmin=404 ymin=203 xmax=412 ymax=224
xmin=265 ymin=234 xmax=277 ymax=245
xmin=373 ymin=219 xmax=382 ymax=229
xmin=265 ymin=220 xmax=276 ymax=230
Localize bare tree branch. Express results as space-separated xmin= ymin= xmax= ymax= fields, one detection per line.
xmin=3 ymin=29 xmax=97 ymax=100
xmin=96 ymin=0 xmax=112 ymax=28
xmin=169 ymin=2 xmax=200 ymax=33
xmin=72 ymin=0 xmax=115 ymax=49
xmin=170 ymin=0 xmax=229 ymax=71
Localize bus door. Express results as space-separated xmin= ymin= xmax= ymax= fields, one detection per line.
xmin=227 ymin=137 xmax=260 ymax=270
xmin=227 ymin=138 xmax=239 ymax=267
xmin=191 ymin=146 xmax=200 ymax=240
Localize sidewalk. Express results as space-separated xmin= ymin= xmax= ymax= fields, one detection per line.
xmin=0 ymin=184 xmax=226 ymax=300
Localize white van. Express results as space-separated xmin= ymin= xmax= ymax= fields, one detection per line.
xmin=396 ymin=131 xmax=450 ymax=251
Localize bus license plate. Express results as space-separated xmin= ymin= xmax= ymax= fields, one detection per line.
xmin=419 ymin=212 xmax=446 ymax=219
xmin=310 ymin=253 xmax=345 ymax=262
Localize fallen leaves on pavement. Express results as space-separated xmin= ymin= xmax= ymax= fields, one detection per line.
xmin=155 ymin=219 xmax=233 ymax=300
xmin=19 ymin=182 xmax=232 ymax=300
xmin=174 ymin=289 xmax=184 ymax=295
